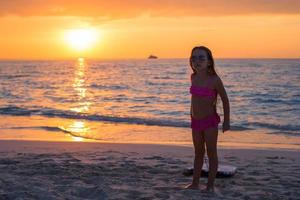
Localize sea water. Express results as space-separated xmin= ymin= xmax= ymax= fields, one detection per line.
xmin=0 ymin=58 xmax=299 ymax=144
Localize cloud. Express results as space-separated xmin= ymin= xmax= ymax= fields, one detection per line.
xmin=0 ymin=0 xmax=299 ymax=20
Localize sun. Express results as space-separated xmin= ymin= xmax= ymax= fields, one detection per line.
xmin=65 ymin=29 xmax=98 ymax=51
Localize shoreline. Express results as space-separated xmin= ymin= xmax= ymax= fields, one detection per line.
xmin=0 ymin=138 xmax=299 ymax=152
xmin=1 ymin=115 xmax=299 ymax=151
xmin=1 ymin=128 xmax=299 ymax=151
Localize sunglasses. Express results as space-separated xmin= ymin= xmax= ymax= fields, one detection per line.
xmin=191 ymin=56 xmax=208 ymax=62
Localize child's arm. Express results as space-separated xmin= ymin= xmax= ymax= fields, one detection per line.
xmin=190 ymin=103 xmax=193 ymax=117
xmin=215 ymin=76 xmax=230 ymax=132
xmin=190 ymin=74 xmax=194 ymax=117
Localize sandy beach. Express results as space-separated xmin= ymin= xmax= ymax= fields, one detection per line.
xmin=1 ymin=1 xmax=300 ymax=199
xmin=0 ymin=140 xmax=299 ymax=200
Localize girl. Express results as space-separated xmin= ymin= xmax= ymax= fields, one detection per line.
xmin=185 ymin=46 xmax=230 ymax=192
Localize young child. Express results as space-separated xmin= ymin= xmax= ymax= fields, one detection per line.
xmin=185 ymin=46 xmax=230 ymax=192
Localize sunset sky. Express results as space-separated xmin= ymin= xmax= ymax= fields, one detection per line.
xmin=0 ymin=0 xmax=299 ymax=60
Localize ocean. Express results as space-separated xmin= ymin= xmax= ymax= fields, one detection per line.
xmin=0 ymin=58 xmax=299 ymax=144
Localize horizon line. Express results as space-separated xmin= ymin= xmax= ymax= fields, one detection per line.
xmin=1 ymin=57 xmax=300 ymax=62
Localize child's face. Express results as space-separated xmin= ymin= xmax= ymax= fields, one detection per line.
xmin=191 ymin=49 xmax=209 ymax=73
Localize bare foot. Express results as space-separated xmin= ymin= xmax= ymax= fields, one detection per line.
xmin=206 ymin=186 xmax=220 ymax=194
xmin=184 ymin=183 xmax=205 ymax=190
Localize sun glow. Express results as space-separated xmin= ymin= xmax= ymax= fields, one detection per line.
xmin=65 ymin=29 xmax=98 ymax=51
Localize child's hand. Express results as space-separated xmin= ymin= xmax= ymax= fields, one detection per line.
xmin=222 ymin=121 xmax=230 ymax=133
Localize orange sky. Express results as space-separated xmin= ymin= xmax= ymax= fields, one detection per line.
xmin=0 ymin=0 xmax=299 ymax=59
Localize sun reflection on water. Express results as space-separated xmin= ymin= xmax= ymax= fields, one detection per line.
xmin=71 ymin=136 xmax=84 ymax=142
xmin=67 ymin=58 xmax=92 ymax=141
xmin=64 ymin=120 xmax=91 ymax=142
xmin=71 ymin=58 xmax=91 ymax=113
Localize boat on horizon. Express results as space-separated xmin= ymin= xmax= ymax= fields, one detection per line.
xmin=148 ymin=55 xmax=158 ymax=59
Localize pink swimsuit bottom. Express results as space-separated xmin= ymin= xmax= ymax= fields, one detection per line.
xmin=191 ymin=113 xmax=221 ymax=131
xmin=190 ymin=76 xmax=220 ymax=131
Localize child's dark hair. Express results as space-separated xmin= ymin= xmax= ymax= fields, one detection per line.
xmin=189 ymin=46 xmax=217 ymax=76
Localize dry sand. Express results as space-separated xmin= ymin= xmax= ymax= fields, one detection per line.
xmin=0 ymin=140 xmax=299 ymax=200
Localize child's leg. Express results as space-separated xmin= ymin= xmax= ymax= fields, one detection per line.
xmin=191 ymin=129 xmax=205 ymax=185
xmin=204 ymin=127 xmax=218 ymax=190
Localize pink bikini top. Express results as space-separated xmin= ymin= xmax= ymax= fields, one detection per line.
xmin=190 ymin=76 xmax=217 ymax=99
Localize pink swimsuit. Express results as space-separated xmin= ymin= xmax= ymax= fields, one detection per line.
xmin=190 ymin=82 xmax=220 ymax=131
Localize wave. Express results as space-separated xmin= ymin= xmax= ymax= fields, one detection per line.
xmin=0 ymin=106 xmax=298 ymax=134
xmin=5 ymin=126 xmax=103 ymax=140
xmin=0 ymin=75 xmax=30 ymax=79
xmin=267 ymin=131 xmax=300 ymax=137
xmin=0 ymin=106 xmax=189 ymax=128
xmin=248 ymin=122 xmax=300 ymax=132
xmin=89 ymin=84 xmax=129 ymax=90
xmin=6 ymin=126 xmax=72 ymax=134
